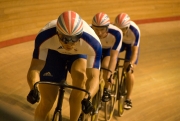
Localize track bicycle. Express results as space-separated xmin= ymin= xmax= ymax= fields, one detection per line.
xmin=33 ymin=80 xmax=91 ymax=121
xmin=103 ymin=57 xmax=126 ymax=120
xmin=78 ymin=69 xmax=105 ymax=121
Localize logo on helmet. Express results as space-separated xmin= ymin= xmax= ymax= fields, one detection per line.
xmin=92 ymin=12 xmax=110 ymax=27
xmin=57 ymin=11 xmax=83 ymax=36
xmin=115 ymin=13 xmax=131 ymax=28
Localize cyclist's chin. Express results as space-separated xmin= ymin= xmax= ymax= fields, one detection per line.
xmin=63 ymin=46 xmax=74 ymax=51
xmin=98 ymin=36 xmax=105 ymax=39
xmin=98 ymin=35 xmax=107 ymax=39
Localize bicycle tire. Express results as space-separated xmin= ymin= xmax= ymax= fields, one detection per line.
xmin=118 ymin=95 xmax=125 ymax=116
xmin=118 ymin=71 xmax=126 ymax=117
xmin=104 ymin=101 xmax=109 ymax=121
xmin=91 ymin=93 xmax=100 ymax=121
xmin=104 ymin=71 xmax=119 ymax=121
xmin=90 ymin=80 xmax=103 ymax=121
xmin=53 ymin=111 xmax=62 ymax=121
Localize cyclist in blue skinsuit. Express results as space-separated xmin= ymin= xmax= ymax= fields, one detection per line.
xmin=91 ymin=12 xmax=123 ymax=102
xmin=26 ymin=11 xmax=102 ymax=121
xmin=114 ymin=13 xmax=141 ymax=110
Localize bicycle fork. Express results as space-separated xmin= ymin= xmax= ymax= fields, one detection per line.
xmin=52 ymin=87 xmax=65 ymax=121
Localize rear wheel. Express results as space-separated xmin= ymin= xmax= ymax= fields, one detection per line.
xmin=91 ymin=91 xmax=100 ymax=121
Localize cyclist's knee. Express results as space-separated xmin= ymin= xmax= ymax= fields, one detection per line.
xmin=39 ymin=97 xmax=55 ymax=111
xmin=39 ymin=87 xmax=58 ymax=110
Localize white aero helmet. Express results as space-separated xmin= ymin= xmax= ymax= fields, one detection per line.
xmin=115 ymin=13 xmax=131 ymax=28
xmin=57 ymin=11 xmax=83 ymax=36
xmin=92 ymin=12 xmax=110 ymax=27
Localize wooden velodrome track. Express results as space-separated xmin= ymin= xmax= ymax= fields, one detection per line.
xmin=0 ymin=0 xmax=180 ymax=120
xmin=0 ymin=20 xmax=180 ymax=121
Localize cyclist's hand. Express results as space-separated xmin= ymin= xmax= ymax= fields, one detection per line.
xmin=81 ymin=98 xmax=93 ymax=114
xmin=107 ymin=74 xmax=113 ymax=84
xmin=126 ymin=63 xmax=133 ymax=73
xmin=27 ymin=89 xmax=40 ymax=104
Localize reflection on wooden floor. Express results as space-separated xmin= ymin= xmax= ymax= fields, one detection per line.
xmin=0 ymin=21 xmax=180 ymax=121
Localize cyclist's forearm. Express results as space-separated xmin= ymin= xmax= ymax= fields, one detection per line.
xmin=27 ymin=69 xmax=40 ymax=90
xmin=85 ymin=77 xmax=99 ymax=99
xmin=130 ymin=53 xmax=137 ymax=65
xmin=105 ymin=53 xmax=118 ymax=79
xmin=130 ymin=46 xmax=138 ymax=64
xmin=109 ymin=50 xmax=119 ymax=71
xmin=108 ymin=58 xmax=117 ymax=73
xmin=27 ymin=59 xmax=45 ymax=90
xmin=85 ymin=68 xmax=100 ymax=99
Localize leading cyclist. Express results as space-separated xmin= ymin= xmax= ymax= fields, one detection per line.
xmin=26 ymin=11 xmax=102 ymax=121
xmin=91 ymin=12 xmax=123 ymax=102
xmin=114 ymin=13 xmax=141 ymax=110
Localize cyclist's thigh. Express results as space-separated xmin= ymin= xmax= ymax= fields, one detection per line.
xmin=123 ymin=43 xmax=132 ymax=69
xmin=119 ymin=42 xmax=126 ymax=53
xmin=39 ymin=84 xmax=59 ymax=103
xmin=124 ymin=44 xmax=139 ymax=68
xmin=68 ymin=54 xmax=87 ymax=73
xmin=67 ymin=54 xmax=87 ymax=86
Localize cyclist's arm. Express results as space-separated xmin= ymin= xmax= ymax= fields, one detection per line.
xmin=105 ymin=49 xmax=119 ymax=80
xmin=130 ymin=23 xmax=140 ymax=65
xmin=130 ymin=46 xmax=138 ymax=65
xmin=27 ymin=58 xmax=45 ymax=90
xmin=84 ymin=52 xmax=101 ymax=99
xmin=85 ymin=68 xmax=100 ymax=99
xmin=105 ymin=28 xmax=122 ymax=79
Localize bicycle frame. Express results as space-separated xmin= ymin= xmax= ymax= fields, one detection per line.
xmin=34 ymin=81 xmax=91 ymax=121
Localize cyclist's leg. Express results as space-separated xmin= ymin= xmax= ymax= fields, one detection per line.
xmin=68 ymin=55 xmax=87 ymax=121
xmin=85 ymin=68 xmax=100 ymax=98
xmin=102 ymin=56 xmax=110 ymax=88
xmin=101 ymin=48 xmax=112 ymax=102
xmin=123 ymin=44 xmax=139 ymax=109
xmin=34 ymin=50 xmax=68 ymax=121
xmin=124 ymin=62 xmax=136 ymax=100
xmin=35 ymin=84 xmax=59 ymax=121
xmin=101 ymin=48 xmax=111 ymax=89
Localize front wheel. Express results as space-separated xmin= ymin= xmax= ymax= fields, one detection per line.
xmin=91 ymin=112 xmax=99 ymax=121
xmin=118 ymin=96 xmax=125 ymax=116
xmin=53 ymin=111 xmax=62 ymax=121
xmin=117 ymin=71 xmax=126 ymax=117
xmin=91 ymin=85 xmax=102 ymax=121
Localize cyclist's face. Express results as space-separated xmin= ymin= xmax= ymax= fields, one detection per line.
xmin=120 ymin=27 xmax=129 ymax=36
xmin=57 ymin=32 xmax=79 ymax=51
xmin=92 ymin=26 xmax=108 ymax=39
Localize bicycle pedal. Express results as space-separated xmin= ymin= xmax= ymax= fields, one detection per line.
xmin=110 ymin=93 xmax=116 ymax=97
xmin=92 ymin=110 xmax=99 ymax=114
xmin=98 ymin=103 xmax=102 ymax=109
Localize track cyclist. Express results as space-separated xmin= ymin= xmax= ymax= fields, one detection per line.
xmin=26 ymin=11 xmax=102 ymax=121
xmin=114 ymin=13 xmax=141 ymax=110
xmin=91 ymin=12 xmax=123 ymax=102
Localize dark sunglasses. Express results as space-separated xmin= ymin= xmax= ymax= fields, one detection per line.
xmin=57 ymin=31 xmax=83 ymax=44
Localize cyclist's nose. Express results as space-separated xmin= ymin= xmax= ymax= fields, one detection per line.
xmin=98 ymin=31 xmax=103 ymax=36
